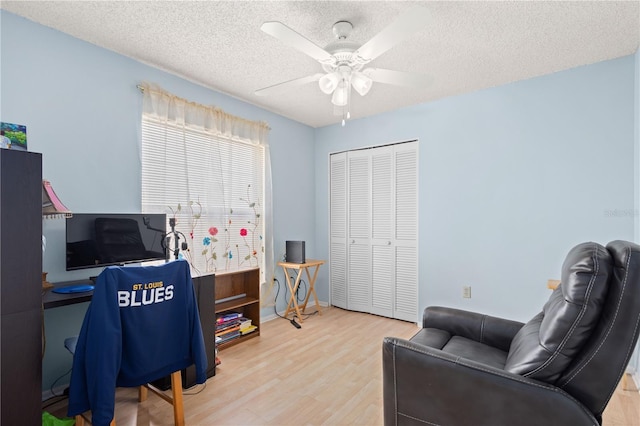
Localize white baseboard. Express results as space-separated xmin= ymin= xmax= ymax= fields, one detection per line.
xmin=262 ymin=301 xmax=329 ymax=323
xmin=623 ymin=365 xmax=640 ymax=393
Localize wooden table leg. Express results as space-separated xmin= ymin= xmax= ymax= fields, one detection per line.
xmin=282 ymin=267 xmax=294 ymax=318
xmin=300 ymin=265 xmax=322 ymax=315
xmin=282 ymin=266 xmax=304 ymax=322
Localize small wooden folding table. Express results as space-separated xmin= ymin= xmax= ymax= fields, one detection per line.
xmin=277 ymin=259 xmax=325 ymax=323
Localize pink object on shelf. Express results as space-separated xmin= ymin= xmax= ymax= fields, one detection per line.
xmin=42 ymin=179 xmax=72 ymax=218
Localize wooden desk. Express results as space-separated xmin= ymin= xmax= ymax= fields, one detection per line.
xmin=43 ymin=280 xmax=94 ymax=309
xmin=277 ymin=259 xmax=325 ymax=323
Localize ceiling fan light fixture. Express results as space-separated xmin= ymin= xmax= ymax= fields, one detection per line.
xmin=319 ymin=72 xmax=339 ymax=94
xmin=351 ymin=72 xmax=373 ymax=96
xmin=331 ymin=82 xmax=349 ymax=106
xmin=257 ymin=7 xmax=432 ymax=126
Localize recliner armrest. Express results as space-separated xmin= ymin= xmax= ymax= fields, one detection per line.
xmin=383 ymin=337 xmax=599 ymax=426
xmin=422 ymin=306 xmax=524 ymax=351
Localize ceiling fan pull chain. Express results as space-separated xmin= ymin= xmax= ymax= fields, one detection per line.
xmin=347 ymin=85 xmax=352 ymax=120
xmin=341 ymin=85 xmax=352 ymax=127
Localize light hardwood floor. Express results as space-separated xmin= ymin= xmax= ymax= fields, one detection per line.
xmin=45 ymin=307 xmax=640 ymax=425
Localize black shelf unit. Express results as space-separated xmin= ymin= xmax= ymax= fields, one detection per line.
xmin=0 ymin=149 xmax=42 ymax=425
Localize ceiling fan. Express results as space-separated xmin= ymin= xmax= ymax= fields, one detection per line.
xmin=255 ymin=7 xmax=432 ymax=125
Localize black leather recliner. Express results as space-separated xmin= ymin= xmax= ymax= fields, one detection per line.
xmin=383 ymin=240 xmax=640 ymax=426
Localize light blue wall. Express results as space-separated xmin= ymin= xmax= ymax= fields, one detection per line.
xmin=0 ymin=11 xmax=316 ymax=392
xmin=315 ymin=55 xmax=636 ymax=323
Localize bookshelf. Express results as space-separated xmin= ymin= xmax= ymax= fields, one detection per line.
xmin=215 ymin=267 xmax=260 ymax=349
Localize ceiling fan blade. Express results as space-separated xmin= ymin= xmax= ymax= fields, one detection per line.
xmin=255 ymin=73 xmax=325 ymax=97
xmin=354 ymin=7 xmax=431 ymax=62
xmin=261 ymin=22 xmax=334 ymax=63
xmin=364 ymin=68 xmax=432 ymax=88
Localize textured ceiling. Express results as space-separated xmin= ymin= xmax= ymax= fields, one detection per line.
xmin=2 ymin=1 xmax=639 ymax=128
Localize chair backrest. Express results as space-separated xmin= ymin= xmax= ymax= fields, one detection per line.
xmin=504 ymin=240 xmax=640 ymax=419
xmin=68 ymin=260 xmax=207 ymax=424
xmin=505 ymin=242 xmax=612 ymax=381
xmin=557 ymin=241 xmax=640 ymax=418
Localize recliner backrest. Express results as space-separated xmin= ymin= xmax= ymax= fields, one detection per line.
xmin=556 ymin=241 xmax=640 ymax=418
xmin=504 ymin=242 xmax=612 ymax=383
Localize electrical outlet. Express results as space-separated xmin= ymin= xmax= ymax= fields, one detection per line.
xmin=463 ymin=286 xmax=472 ymax=298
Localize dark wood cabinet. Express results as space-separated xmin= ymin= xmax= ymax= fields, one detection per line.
xmin=0 ymin=149 xmax=42 ymax=425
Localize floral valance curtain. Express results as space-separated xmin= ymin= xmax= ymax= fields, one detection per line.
xmin=140 ymin=83 xmax=274 ymax=303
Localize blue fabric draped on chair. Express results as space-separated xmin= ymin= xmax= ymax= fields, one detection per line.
xmin=67 ymin=259 xmax=207 ymax=426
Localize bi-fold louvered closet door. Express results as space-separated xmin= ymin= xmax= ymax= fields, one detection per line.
xmin=330 ymin=141 xmax=418 ymax=322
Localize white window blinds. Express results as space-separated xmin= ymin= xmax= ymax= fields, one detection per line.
xmin=140 ymin=84 xmax=270 ymax=280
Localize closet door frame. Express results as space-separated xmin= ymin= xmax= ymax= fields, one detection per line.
xmin=329 ymin=140 xmax=418 ymax=323
xmin=392 ymin=141 xmax=419 ymax=322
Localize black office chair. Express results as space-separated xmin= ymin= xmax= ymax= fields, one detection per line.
xmin=383 ymin=240 xmax=640 ymax=425
xmin=66 ymin=260 xmax=207 ymax=426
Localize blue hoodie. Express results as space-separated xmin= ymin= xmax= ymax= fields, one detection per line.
xmin=67 ymin=260 xmax=207 ymax=425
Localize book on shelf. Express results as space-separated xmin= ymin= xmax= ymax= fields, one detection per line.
xmin=216 ymin=325 xmax=241 ymax=337
xmin=216 ymin=312 xmax=242 ymax=324
xmin=240 ymin=325 xmax=257 ymax=335
xmin=216 ymin=319 xmax=241 ymax=332
xmin=217 ymin=330 xmax=241 ymax=344
xmin=217 ymin=316 xmax=250 ymax=332
xmin=238 ymin=317 xmax=252 ymax=330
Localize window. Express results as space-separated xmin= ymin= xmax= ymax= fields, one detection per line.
xmin=139 ymin=84 xmax=270 ymax=279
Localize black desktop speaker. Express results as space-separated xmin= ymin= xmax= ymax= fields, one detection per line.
xmin=286 ymin=241 xmax=306 ymax=264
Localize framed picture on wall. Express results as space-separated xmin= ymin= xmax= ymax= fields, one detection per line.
xmin=0 ymin=122 xmax=27 ymax=151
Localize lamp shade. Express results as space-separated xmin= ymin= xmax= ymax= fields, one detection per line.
xmin=42 ymin=179 xmax=72 ymax=218
xmin=351 ymin=72 xmax=373 ymax=96
xmin=318 ymin=72 xmax=340 ymax=95
xmin=331 ymin=81 xmax=349 ymax=106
